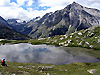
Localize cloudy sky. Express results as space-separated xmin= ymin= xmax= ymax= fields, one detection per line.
xmin=0 ymin=0 xmax=100 ymax=21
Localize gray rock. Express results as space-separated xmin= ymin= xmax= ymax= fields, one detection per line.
xmin=87 ymin=69 xmax=96 ymax=74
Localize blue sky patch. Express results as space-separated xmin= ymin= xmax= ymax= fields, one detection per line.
xmin=10 ymin=0 xmax=17 ymax=3
xmin=10 ymin=0 xmax=51 ymax=11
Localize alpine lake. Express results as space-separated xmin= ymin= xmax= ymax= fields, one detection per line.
xmin=0 ymin=43 xmax=100 ymax=65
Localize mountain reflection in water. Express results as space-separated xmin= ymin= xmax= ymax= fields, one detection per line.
xmin=0 ymin=43 xmax=100 ymax=65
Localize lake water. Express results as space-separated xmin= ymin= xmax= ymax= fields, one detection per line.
xmin=0 ymin=43 xmax=100 ymax=65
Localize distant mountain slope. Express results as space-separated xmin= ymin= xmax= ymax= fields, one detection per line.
xmin=8 ymin=2 xmax=100 ymax=39
xmin=0 ymin=17 xmax=30 ymax=40
xmin=0 ymin=16 xmax=11 ymax=28
xmin=7 ymin=19 xmax=26 ymax=32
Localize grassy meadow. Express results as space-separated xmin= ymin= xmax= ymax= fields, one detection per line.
xmin=0 ymin=26 xmax=100 ymax=74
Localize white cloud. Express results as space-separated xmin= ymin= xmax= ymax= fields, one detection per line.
xmin=17 ymin=0 xmax=28 ymax=6
xmin=0 ymin=0 xmax=100 ymax=21
xmin=38 ymin=0 xmax=100 ymax=9
xmin=27 ymin=0 xmax=34 ymax=6
xmin=37 ymin=0 xmax=74 ymax=15
xmin=0 ymin=0 xmax=45 ymax=21
xmin=89 ymin=3 xmax=100 ymax=9
xmin=76 ymin=0 xmax=100 ymax=9
xmin=38 ymin=0 xmax=71 ymax=8
xmin=0 ymin=4 xmax=45 ymax=21
xmin=88 ymin=0 xmax=100 ymax=1
xmin=38 ymin=0 xmax=100 ymax=15
xmin=0 ymin=0 xmax=10 ymax=6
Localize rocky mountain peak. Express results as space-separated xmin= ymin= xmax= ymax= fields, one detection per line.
xmin=71 ymin=2 xmax=83 ymax=9
xmin=72 ymin=2 xmax=79 ymax=5
xmin=7 ymin=2 xmax=100 ymax=39
xmin=64 ymin=2 xmax=83 ymax=11
xmin=7 ymin=19 xmax=18 ymax=24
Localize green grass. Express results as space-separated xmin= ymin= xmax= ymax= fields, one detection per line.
xmin=0 ymin=39 xmax=46 ymax=45
xmin=0 ymin=60 xmax=100 ymax=75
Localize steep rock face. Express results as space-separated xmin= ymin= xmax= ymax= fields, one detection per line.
xmin=11 ymin=2 xmax=100 ymax=38
xmin=0 ymin=16 xmax=11 ymax=28
xmin=7 ymin=19 xmax=26 ymax=32
xmin=0 ymin=18 xmax=30 ymax=40
xmin=64 ymin=2 xmax=99 ymax=33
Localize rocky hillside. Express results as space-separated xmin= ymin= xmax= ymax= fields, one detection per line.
xmin=0 ymin=17 xmax=30 ymax=40
xmin=39 ymin=25 xmax=100 ymax=50
xmin=12 ymin=2 xmax=99 ymax=39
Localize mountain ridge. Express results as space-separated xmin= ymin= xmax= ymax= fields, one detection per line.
xmin=7 ymin=2 xmax=100 ymax=39
xmin=0 ymin=16 xmax=31 ymax=40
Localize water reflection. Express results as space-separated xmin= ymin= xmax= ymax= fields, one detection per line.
xmin=0 ymin=43 xmax=100 ymax=65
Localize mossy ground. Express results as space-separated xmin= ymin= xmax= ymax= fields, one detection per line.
xmin=0 ymin=60 xmax=100 ymax=75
